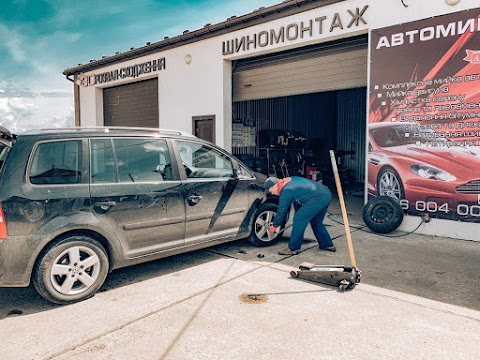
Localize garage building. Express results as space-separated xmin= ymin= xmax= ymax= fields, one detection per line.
xmin=63 ymin=0 xmax=480 ymax=241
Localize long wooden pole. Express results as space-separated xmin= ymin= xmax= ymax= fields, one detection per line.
xmin=329 ymin=150 xmax=357 ymax=269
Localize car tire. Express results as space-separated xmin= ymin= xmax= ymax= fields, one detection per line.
xmin=363 ymin=196 xmax=404 ymax=234
xmin=248 ymin=203 xmax=284 ymax=247
xmin=33 ymin=235 xmax=109 ymax=305
xmin=377 ymin=167 xmax=404 ymax=200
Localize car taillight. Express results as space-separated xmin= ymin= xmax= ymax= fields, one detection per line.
xmin=0 ymin=204 xmax=7 ymax=239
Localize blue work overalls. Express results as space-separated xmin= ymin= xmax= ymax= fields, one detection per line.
xmin=272 ymin=176 xmax=333 ymax=251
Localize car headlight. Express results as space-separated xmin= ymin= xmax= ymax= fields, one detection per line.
xmin=410 ymin=164 xmax=456 ymax=181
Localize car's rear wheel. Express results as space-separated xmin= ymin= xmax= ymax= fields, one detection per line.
xmin=248 ymin=203 xmax=284 ymax=247
xmin=33 ymin=235 xmax=109 ymax=305
xmin=377 ymin=167 xmax=404 ymax=200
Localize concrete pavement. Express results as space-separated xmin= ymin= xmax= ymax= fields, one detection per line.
xmin=1 ymin=243 xmax=479 ymax=359
xmin=1 ymin=193 xmax=479 ymax=360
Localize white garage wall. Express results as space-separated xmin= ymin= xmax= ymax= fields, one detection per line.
xmin=156 ymin=39 xmax=232 ymax=149
xmin=78 ymin=38 xmax=230 ymax=146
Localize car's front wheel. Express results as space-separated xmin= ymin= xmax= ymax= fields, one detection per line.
xmin=248 ymin=203 xmax=284 ymax=247
xmin=33 ymin=235 xmax=109 ymax=305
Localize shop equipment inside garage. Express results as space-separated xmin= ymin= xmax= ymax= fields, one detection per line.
xmin=231 ymin=35 xmax=367 ymax=191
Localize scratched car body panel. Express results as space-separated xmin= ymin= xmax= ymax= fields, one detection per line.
xmin=0 ymin=126 xmax=270 ymax=304
xmin=367 ymin=122 xmax=480 ymax=221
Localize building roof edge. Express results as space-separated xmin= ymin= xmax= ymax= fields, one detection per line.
xmin=63 ymin=0 xmax=342 ymax=75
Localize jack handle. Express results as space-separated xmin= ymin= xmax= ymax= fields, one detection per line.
xmin=329 ymin=150 xmax=358 ymax=269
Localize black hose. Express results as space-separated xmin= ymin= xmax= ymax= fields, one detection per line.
xmin=327 ymin=212 xmax=424 ymax=238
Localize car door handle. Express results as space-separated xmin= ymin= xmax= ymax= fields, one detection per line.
xmin=94 ymin=201 xmax=116 ymax=211
xmin=187 ymin=194 xmax=202 ymax=205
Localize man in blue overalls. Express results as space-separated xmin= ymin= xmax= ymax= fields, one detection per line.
xmin=265 ymin=176 xmax=336 ymax=256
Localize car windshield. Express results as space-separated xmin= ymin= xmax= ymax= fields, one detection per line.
xmin=370 ymin=124 xmax=445 ymax=148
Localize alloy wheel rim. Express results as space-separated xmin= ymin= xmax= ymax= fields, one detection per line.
xmin=50 ymin=246 xmax=101 ymax=296
xmin=254 ymin=210 xmax=277 ymax=242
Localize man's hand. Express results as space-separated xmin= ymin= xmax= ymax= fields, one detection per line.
xmin=268 ymin=225 xmax=276 ymax=235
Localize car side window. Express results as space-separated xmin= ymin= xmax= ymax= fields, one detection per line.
xmin=91 ymin=139 xmax=117 ymax=183
xmin=114 ymin=139 xmax=172 ymax=183
xmin=176 ymin=140 xmax=233 ymax=179
xmin=29 ymin=140 xmax=82 ymax=185
xmin=91 ymin=138 xmax=173 ymax=183
xmin=237 ymin=164 xmax=254 ymax=179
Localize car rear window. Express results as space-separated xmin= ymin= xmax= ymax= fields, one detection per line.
xmin=29 ymin=140 xmax=82 ymax=185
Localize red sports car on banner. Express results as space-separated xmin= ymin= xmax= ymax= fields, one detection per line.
xmin=367 ymin=122 xmax=480 ymax=221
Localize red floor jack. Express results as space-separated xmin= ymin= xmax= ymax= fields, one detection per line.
xmin=290 ymin=150 xmax=361 ymax=291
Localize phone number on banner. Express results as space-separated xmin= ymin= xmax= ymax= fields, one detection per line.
xmin=399 ymin=200 xmax=480 ymax=217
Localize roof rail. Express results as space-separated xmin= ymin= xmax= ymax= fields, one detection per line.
xmin=25 ymin=126 xmax=196 ymax=137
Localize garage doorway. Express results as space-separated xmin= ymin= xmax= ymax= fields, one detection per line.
xmin=103 ymin=78 xmax=159 ymax=128
xmin=232 ymin=35 xmax=368 ymax=190
xmin=193 ymin=115 xmax=215 ymax=143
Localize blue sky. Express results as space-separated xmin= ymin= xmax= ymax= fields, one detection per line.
xmin=0 ymin=0 xmax=279 ymax=132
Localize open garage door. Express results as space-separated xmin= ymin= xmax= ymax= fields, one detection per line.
xmin=233 ymin=36 xmax=367 ymax=102
xmin=104 ymin=78 xmax=159 ymax=128
xmin=232 ymin=36 xmax=368 ymax=188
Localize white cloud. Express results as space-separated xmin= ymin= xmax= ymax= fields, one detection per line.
xmin=0 ymin=98 xmax=38 ymax=132
xmin=0 ymin=82 xmax=74 ymax=132
xmin=0 ymin=23 xmax=27 ymax=62
xmin=0 ymin=82 xmax=36 ymax=98
xmin=0 ymin=0 xmax=280 ymax=134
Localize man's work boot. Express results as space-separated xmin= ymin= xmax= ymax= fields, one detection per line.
xmin=278 ymin=248 xmax=299 ymax=255
xmin=320 ymin=245 xmax=336 ymax=252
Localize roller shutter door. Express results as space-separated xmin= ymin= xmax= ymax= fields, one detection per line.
xmin=103 ymin=78 xmax=159 ymax=127
xmin=233 ymin=37 xmax=368 ymax=102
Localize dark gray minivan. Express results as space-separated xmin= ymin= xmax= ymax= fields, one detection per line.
xmin=0 ymin=126 xmax=284 ymax=304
